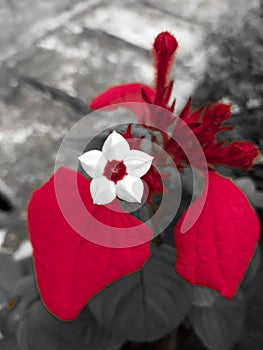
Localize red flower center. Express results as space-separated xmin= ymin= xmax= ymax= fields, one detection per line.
xmin=103 ymin=160 xmax=127 ymax=184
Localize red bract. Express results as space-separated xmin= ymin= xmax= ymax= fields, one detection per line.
xmin=174 ymin=171 xmax=260 ymax=299
xmin=27 ymin=167 xmax=152 ymax=320
xmin=90 ymin=32 xmax=178 ymax=131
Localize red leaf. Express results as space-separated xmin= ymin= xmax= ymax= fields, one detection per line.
xmin=174 ymin=171 xmax=260 ymax=299
xmin=89 ymin=83 xmax=155 ymax=110
xmin=27 ymin=168 xmax=152 ymax=320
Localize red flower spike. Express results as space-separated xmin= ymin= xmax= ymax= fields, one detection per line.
xmin=174 ymin=171 xmax=260 ymax=299
xmin=162 ymin=80 xmax=174 ymax=106
xmin=224 ymin=141 xmax=260 ymax=169
xmin=178 ymin=101 xmax=231 ymax=129
xmin=28 ymin=168 xmax=152 ymax=320
xmin=89 ymin=32 xmax=178 ymax=131
xmin=174 ymin=99 xmax=260 ymax=170
xmin=170 ymin=98 xmax=176 ymax=113
xmin=179 ymin=97 xmax=192 ymax=121
xmin=153 ymin=32 xmax=178 ymax=95
xmin=188 ymin=106 xmax=205 ymax=124
xmin=202 ymin=103 xmax=232 ymax=127
xmin=89 ymin=33 xmax=259 ymax=171
xmin=153 ymin=32 xmax=178 ymax=55
xmin=205 ymin=141 xmax=260 ymax=170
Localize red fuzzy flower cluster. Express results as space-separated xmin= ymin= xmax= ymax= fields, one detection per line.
xmin=90 ymin=32 xmax=259 ymax=173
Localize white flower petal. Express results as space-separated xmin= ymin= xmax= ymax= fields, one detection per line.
xmin=78 ymin=150 xmax=106 ymax=178
xmin=102 ymin=131 xmax=130 ymax=160
xmin=116 ymin=175 xmax=144 ymax=203
xmin=124 ymin=150 xmax=153 ymax=178
xmin=90 ymin=176 xmax=116 ymax=205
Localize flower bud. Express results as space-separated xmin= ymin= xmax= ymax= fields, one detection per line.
xmin=154 ymin=31 xmax=178 ymax=55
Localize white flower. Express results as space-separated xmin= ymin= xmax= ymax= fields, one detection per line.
xmin=78 ymin=131 xmax=153 ymax=205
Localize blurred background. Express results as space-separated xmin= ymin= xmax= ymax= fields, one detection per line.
xmin=0 ymin=0 xmax=262 ymax=250
xmin=0 ymin=1 xmax=263 ymax=349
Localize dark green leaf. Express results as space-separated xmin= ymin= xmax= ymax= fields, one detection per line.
xmin=17 ymin=300 xmax=123 ymax=350
xmin=18 ymin=257 xmax=34 ymax=276
xmin=0 ymin=289 xmax=9 ymax=337
xmin=10 ymin=275 xmax=39 ymax=309
xmin=178 ymin=332 xmax=208 ymax=350
xmin=0 ymin=253 xmax=24 ymax=337
xmin=90 ymin=244 xmax=193 ymax=342
xmin=0 ymin=339 xmax=19 ymax=350
xmin=235 ymin=177 xmax=263 ymax=209
xmin=17 ymin=318 xmax=70 ymax=350
xmin=240 ymin=247 xmax=261 ymax=294
xmin=189 ymin=292 xmax=245 ymax=350
xmin=192 ymin=287 xmax=217 ymax=307
xmin=0 ymin=253 xmax=23 ymax=294
xmin=233 ymin=247 xmax=263 ymax=350
xmin=7 ymin=275 xmax=39 ymax=336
